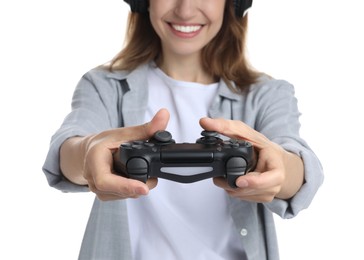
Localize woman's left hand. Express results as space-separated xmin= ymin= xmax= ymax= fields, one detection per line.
xmin=199 ymin=117 xmax=304 ymax=203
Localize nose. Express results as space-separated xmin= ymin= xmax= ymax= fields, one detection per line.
xmin=174 ymin=0 xmax=197 ymax=19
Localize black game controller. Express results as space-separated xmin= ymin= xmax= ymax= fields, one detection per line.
xmin=113 ymin=130 xmax=256 ymax=188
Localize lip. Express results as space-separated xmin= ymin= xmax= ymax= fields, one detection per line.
xmin=167 ymin=22 xmax=203 ymax=38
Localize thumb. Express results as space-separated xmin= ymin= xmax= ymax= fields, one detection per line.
xmin=108 ymin=109 xmax=170 ymax=147
xmin=143 ymin=108 xmax=170 ymax=138
xmin=199 ymin=117 xmax=270 ymax=150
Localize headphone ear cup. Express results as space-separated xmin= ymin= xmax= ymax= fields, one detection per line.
xmin=234 ymin=0 xmax=253 ymax=17
xmin=124 ymin=0 xmax=148 ymax=13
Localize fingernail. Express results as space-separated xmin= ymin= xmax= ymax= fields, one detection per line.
xmin=237 ymin=179 xmax=249 ymax=188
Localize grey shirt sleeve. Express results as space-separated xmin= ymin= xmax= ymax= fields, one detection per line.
xmin=42 ymin=70 xmax=121 ymax=192
xmin=247 ymin=79 xmax=324 ymax=219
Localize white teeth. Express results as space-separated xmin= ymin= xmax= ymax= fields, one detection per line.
xmin=172 ymin=24 xmax=201 ymax=33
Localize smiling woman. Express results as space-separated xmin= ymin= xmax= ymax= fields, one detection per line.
xmin=112 ymin=0 xmax=258 ymax=89
xmin=42 ymin=0 xmax=324 ymax=259
xmin=148 ymin=0 xmax=226 ymax=81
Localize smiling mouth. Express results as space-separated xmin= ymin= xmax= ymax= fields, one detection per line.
xmin=170 ymin=24 xmax=202 ymax=33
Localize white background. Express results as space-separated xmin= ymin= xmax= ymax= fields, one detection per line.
xmin=1 ymin=0 xmax=363 ymax=259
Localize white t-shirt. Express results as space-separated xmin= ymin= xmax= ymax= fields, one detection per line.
xmin=126 ymin=65 xmax=245 ymax=260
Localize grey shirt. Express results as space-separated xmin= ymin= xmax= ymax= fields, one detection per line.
xmin=43 ymin=63 xmax=324 ymax=260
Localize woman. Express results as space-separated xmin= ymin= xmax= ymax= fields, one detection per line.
xmin=43 ymin=0 xmax=324 ymax=259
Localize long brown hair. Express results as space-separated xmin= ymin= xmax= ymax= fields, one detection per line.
xmin=108 ymin=2 xmax=260 ymax=93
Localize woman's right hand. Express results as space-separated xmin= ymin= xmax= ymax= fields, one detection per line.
xmin=60 ymin=109 xmax=170 ymax=201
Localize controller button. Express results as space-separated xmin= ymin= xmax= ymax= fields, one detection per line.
xmin=121 ymin=143 xmax=132 ymax=149
xmin=133 ymin=140 xmax=144 ymax=145
xmin=144 ymin=142 xmax=155 ymax=147
xmin=231 ymin=143 xmax=240 ymax=148
xmin=132 ymin=144 xmax=144 ymax=149
xmin=238 ymin=140 xmax=251 ymax=147
xmin=223 ymin=141 xmax=231 ymax=147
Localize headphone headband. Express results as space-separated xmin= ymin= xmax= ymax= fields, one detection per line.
xmin=123 ymin=0 xmax=253 ymax=17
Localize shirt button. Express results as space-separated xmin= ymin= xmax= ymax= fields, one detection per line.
xmin=240 ymin=228 xmax=248 ymax=236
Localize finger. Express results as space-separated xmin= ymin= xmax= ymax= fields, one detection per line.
xmin=88 ymin=172 xmax=159 ymax=200
xmin=213 ymin=177 xmax=242 ymax=192
xmin=213 ymin=176 xmax=273 ymax=202
xmin=94 ymin=162 xmax=158 ymax=198
xmin=214 ymin=175 xmax=278 ymax=203
xmin=93 ymin=177 xmax=158 ymax=200
xmin=103 ymin=108 xmax=171 ymax=149
xmin=86 ymin=150 xmax=149 ymax=195
xmin=235 ymin=170 xmax=283 ymax=193
xmin=144 ymin=108 xmax=170 ymax=136
xmin=227 ymin=191 xmax=276 ymax=203
xmin=213 ymin=177 xmax=231 ymax=190
xmin=146 ymin=178 xmax=158 ymax=190
xmin=88 ymin=182 xmax=141 ymax=201
xmin=199 ymin=117 xmax=270 ymax=149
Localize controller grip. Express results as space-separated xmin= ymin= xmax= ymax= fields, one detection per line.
xmin=226 ymin=157 xmax=247 ymax=188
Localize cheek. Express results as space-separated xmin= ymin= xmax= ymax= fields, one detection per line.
xmin=148 ymin=2 xmax=172 ymax=37
xmin=204 ymin=0 xmax=226 ymax=16
xmin=148 ymin=11 xmax=164 ymax=38
xmin=204 ymin=4 xmax=225 ymax=29
xmin=208 ymin=15 xmax=224 ymax=38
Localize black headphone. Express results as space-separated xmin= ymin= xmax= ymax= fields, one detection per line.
xmin=124 ymin=0 xmax=253 ymax=18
